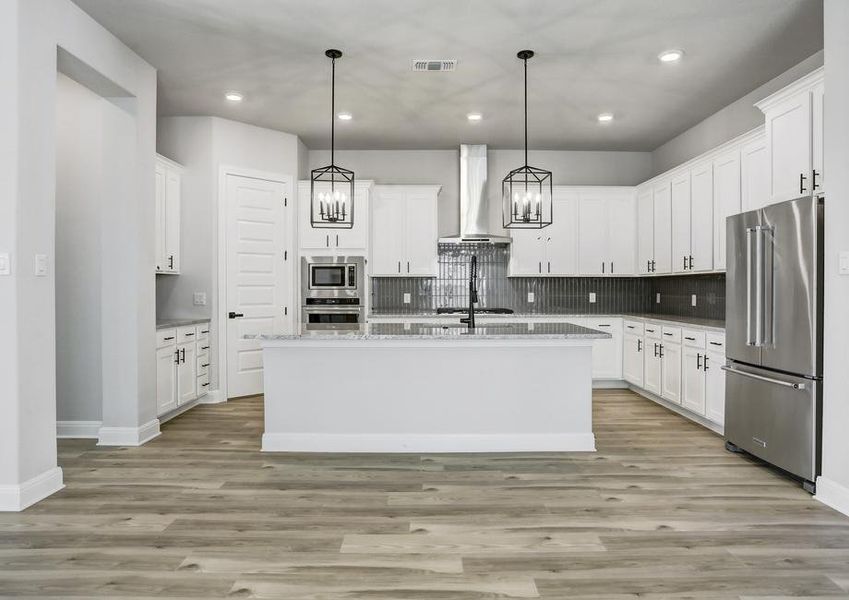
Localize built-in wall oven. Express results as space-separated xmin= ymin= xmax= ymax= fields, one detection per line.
xmin=301 ymin=256 xmax=365 ymax=331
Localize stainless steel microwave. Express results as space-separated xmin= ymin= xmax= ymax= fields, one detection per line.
xmin=302 ymin=256 xmax=364 ymax=294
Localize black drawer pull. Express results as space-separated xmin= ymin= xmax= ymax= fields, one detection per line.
xmin=201 ymin=345 xmax=210 ymax=350
xmin=709 ymin=341 xmax=723 ymax=346
xmin=596 ymin=324 xmax=610 ymax=327
xmin=684 ymin=336 xmax=695 ymax=341
xmin=163 ymin=336 xmax=175 ymax=341
xmin=201 ymin=382 xmax=209 ymax=387
xmin=201 ymin=363 xmax=210 ymax=368
xmin=185 ymin=332 xmax=194 ymax=337
xmin=626 ymin=325 xmax=635 ymax=329
xmin=201 ymin=330 xmax=209 ymax=334
xmin=663 ymin=332 xmax=674 ymax=336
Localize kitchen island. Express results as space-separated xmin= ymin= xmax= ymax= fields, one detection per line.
xmin=259 ymin=322 xmax=609 ymax=453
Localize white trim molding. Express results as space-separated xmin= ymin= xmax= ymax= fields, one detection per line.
xmin=816 ymin=476 xmax=849 ymax=517
xmin=57 ymin=420 xmax=102 ymax=439
xmin=263 ymin=433 xmax=596 ymax=454
xmin=97 ymin=418 xmax=161 ymax=446
xmin=0 ymin=467 xmax=64 ymax=512
xmin=197 ymin=389 xmax=226 ymax=404
xmin=628 ymin=385 xmax=724 ymax=436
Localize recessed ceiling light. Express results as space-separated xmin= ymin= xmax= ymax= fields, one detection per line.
xmin=467 ymin=113 xmax=483 ymax=122
xmin=597 ymin=112 xmax=614 ymax=123
xmin=224 ymin=91 xmax=244 ymax=103
xmin=658 ymin=49 xmax=684 ymax=63
xmin=337 ymin=112 xmax=353 ymax=121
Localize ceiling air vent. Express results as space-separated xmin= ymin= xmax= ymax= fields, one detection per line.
xmin=412 ymin=59 xmax=457 ymax=72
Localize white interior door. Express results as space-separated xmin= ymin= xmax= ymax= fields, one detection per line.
xmin=226 ymin=174 xmax=290 ymax=399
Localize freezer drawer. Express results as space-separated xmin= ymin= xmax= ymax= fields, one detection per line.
xmin=723 ymin=361 xmax=820 ymax=482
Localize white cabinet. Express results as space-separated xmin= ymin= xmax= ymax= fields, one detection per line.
xmin=623 ymin=332 xmax=644 ymax=387
xmin=508 ymin=228 xmax=546 ymax=276
xmin=689 ymin=163 xmax=714 ymax=272
xmin=584 ymin=317 xmax=623 ymax=380
xmin=371 ymin=185 xmax=440 ymax=276
xmin=681 ymin=346 xmax=706 ymax=416
xmin=577 ymin=189 xmax=635 ymax=276
xmin=652 ymin=181 xmax=672 ymax=274
xmin=660 ymin=339 xmax=682 ymax=405
xmin=155 ymin=155 xmax=182 ymax=274
xmin=643 ymin=338 xmax=662 ymax=396
xmin=509 ymin=188 xmax=578 ymax=276
xmin=705 ymin=333 xmax=726 ymax=425
xmin=177 ymin=340 xmax=197 ymax=406
xmin=670 ymin=171 xmax=691 ymax=273
xmin=741 ymin=135 xmax=770 ymax=212
xmin=712 ymin=150 xmax=741 ymax=271
xmin=755 ymin=68 xmax=824 ymax=204
xmin=636 ymin=186 xmax=654 ymax=274
xmin=299 ymin=180 xmax=372 ymax=252
xmin=155 ymin=344 xmax=178 ymax=415
xmin=155 ymin=322 xmax=211 ymax=417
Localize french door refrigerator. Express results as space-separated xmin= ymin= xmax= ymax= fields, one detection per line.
xmin=724 ymin=195 xmax=823 ymax=492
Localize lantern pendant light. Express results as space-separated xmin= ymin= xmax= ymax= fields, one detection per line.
xmin=311 ymin=49 xmax=355 ymax=229
xmin=502 ymin=50 xmax=552 ymax=229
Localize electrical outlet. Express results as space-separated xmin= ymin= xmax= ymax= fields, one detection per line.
xmin=0 ymin=253 xmax=9 ymax=276
xmin=403 ymin=292 xmax=411 ymax=304
xmin=527 ymin=292 xmax=535 ymax=303
xmin=589 ymin=292 xmax=597 ymax=303
xmin=656 ymin=293 xmax=661 ymax=304
xmin=34 ymin=254 xmax=48 ymax=277
xmin=193 ymin=292 xmax=207 ymax=306
xmin=691 ymin=294 xmax=697 ymax=307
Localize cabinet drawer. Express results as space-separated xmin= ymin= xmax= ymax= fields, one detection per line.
xmin=197 ymin=373 xmax=210 ymax=396
xmin=644 ymin=322 xmax=662 ymax=340
xmin=623 ymin=320 xmax=644 ymax=335
xmin=195 ymin=323 xmax=210 ymax=342
xmin=157 ymin=328 xmax=177 ymax=348
xmin=197 ymin=355 xmax=210 ymax=376
xmin=706 ymin=332 xmax=726 ymax=352
xmin=682 ymin=329 xmax=706 ymax=348
xmin=661 ymin=326 xmax=682 ymax=343
xmin=586 ymin=317 xmax=621 ymax=333
xmin=177 ymin=325 xmax=197 ymax=343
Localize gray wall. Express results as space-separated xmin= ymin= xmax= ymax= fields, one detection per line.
xmin=651 ymin=51 xmax=824 ymax=175
xmin=308 ymin=149 xmax=652 ymax=237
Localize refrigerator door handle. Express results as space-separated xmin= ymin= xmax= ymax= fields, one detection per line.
xmin=721 ymin=365 xmax=806 ymax=390
xmin=761 ymin=226 xmax=774 ymax=348
xmin=746 ymin=227 xmax=756 ymax=346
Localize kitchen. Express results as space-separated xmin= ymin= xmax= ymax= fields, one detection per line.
xmin=3 ymin=0 xmax=849 ymax=597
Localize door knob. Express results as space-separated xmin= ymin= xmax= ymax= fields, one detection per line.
xmin=228 ymin=312 xmax=244 ymax=319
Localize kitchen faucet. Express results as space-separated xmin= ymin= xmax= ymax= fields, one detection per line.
xmin=460 ymin=254 xmax=478 ymax=330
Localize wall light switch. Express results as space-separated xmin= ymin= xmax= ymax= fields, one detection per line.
xmin=193 ymin=292 xmax=207 ymax=306
xmin=403 ymin=292 xmax=411 ymax=304
xmin=840 ymin=251 xmax=849 ymax=275
xmin=589 ymin=292 xmax=597 ymax=303
xmin=527 ymin=292 xmax=535 ymax=303
xmin=34 ymin=254 xmax=48 ymax=277
xmin=656 ymin=293 xmax=661 ymax=304
xmin=0 ymin=253 xmax=9 ymax=276
xmin=691 ymin=294 xmax=697 ymax=307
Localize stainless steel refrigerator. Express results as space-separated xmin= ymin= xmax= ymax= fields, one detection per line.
xmin=724 ymin=194 xmax=823 ymax=492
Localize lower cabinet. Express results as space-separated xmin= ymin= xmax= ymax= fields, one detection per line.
xmin=659 ymin=327 xmax=682 ymax=405
xmin=681 ymin=344 xmax=707 ymax=415
xmin=156 ymin=322 xmax=211 ymax=417
xmin=623 ymin=332 xmax=643 ymax=387
xmin=704 ymin=336 xmax=727 ymax=424
xmin=584 ymin=317 xmax=623 ymax=380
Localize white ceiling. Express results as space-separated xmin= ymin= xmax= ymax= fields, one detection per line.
xmin=72 ymin=0 xmax=823 ymax=151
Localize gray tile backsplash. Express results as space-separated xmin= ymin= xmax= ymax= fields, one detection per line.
xmin=371 ymin=243 xmax=725 ymax=321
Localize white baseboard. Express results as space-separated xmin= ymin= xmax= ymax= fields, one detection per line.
xmin=816 ymin=476 xmax=849 ymax=517
xmin=97 ymin=418 xmax=160 ymax=446
xmin=198 ymin=389 xmax=226 ymax=404
xmin=262 ymin=432 xmax=596 ymax=453
xmin=628 ymin=385 xmax=724 ymax=435
xmin=57 ymin=420 xmax=102 ymax=439
xmin=0 ymin=466 xmax=64 ymax=512
xmin=593 ymin=379 xmax=628 ymax=389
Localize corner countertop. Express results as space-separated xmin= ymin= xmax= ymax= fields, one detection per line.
xmin=156 ymin=318 xmax=211 ymax=330
xmin=258 ymin=321 xmax=611 ymax=342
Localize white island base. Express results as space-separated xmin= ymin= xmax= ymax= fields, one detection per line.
xmin=260 ymin=323 xmax=604 ymax=453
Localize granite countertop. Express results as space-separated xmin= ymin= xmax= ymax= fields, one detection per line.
xmin=259 ymin=321 xmax=612 ymax=341
xmin=156 ymin=317 xmax=211 ymax=330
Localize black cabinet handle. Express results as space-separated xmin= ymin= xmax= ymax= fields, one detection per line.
xmin=689 ymin=255 xmax=694 ymax=270
xmin=647 ymin=260 xmax=651 ymax=272
xmin=596 ymin=324 xmax=611 ymax=327
xmin=637 ymin=339 xmax=642 ymax=352
xmin=163 ymin=336 xmax=175 ymax=341
xmin=202 ymin=382 xmax=209 ymax=387
xmin=201 ymin=345 xmax=210 ymax=350
xmin=651 ymin=259 xmax=656 ymax=272
xmin=800 ymin=173 xmax=807 ymax=194
xmin=653 ymin=343 xmax=658 ymax=357
xmin=709 ymin=341 xmax=723 ymax=346
xmin=704 ymin=355 xmax=710 ymax=370
xmin=627 ymin=325 xmax=635 ymax=329
xmin=602 ymin=262 xmax=605 ymax=274
xmin=610 ymin=262 xmax=614 ymax=274
xmin=683 ymin=255 xmax=688 ymax=270
xmin=174 ymin=350 xmax=180 ymax=364
xmin=697 ymin=353 xmax=702 ymax=370
xmin=812 ymin=170 xmax=820 ymax=191
xmin=168 ymin=255 xmax=174 ymax=269
xmin=201 ymin=329 xmax=209 ymax=334
xmin=228 ymin=312 xmax=244 ymax=319
xmin=664 ymin=332 xmax=673 ymax=336
xmin=201 ymin=363 xmax=210 ymax=368
xmin=659 ymin=344 xmax=664 ymax=358
xmin=185 ymin=332 xmax=194 ymax=337
xmin=180 ymin=348 xmax=185 ymax=363
xmin=684 ymin=336 xmax=695 ymax=341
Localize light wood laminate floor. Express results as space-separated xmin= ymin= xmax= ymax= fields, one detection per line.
xmin=1 ymin=390 xmax=848 ymax=598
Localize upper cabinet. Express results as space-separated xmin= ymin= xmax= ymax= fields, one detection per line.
xmin=510 ymin=188 xmax=579 ymax=276
xmin=652 ymin=180 xmax=672 ymax=274
xmin=371 ymin=185 xmax=440 ymax=277
xmin=298 ymin=180 xmax=373 ymax=252
xmin=636 ymin=186 xmax=654 ymax=275
xmin=155 ymin=155 xmax=182 ymax=274
xmin=712 ymin=149 xmax=741 ymax=271
xmin=740 ymin=133 xmax=769 ymax=212
xmin=755 ymin=67 xmax=824 ymax=204
xmin=577 ymin=188 xmax=635 ymax=276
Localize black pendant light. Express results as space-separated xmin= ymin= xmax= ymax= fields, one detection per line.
xmin=311 ymin=49 xmax=354 ymax=229
xmin=502 ymin=50 xmax=552 ymax=229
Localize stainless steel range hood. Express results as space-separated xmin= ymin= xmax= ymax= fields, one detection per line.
xmin=438 ymin=144 xmax=511 ymax=244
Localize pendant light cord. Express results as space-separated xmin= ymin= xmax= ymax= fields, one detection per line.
xmin=523 ymin=55 xmax=528 ymax=168
xmin=330 ymin=55 xmax=335 ymax=167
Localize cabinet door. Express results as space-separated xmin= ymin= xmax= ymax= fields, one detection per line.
xmin=370 ymin=188 xmax=406 ymax=276
xmin=607 ymin=192 xmax=636 ymax=275
xmin=623 ymin=334 xmax=644 ymax=387
xmin=156 ymin=346 xmax=178 ymax=415
xmin=660 ymin=342 xmax=682 ymax=405
xmin=587 ymin=318 xmax=622 ymax=380
xmin=177 ymin=343 xmax=197 ymax=406
xmin=637 ymin=188 xmax=654 ymax=274
xmin=298 ymin=183 xmax=333 ymax=250
xmin=712 ymin=150 xmax=741 ymax=271
xmin=670 ymin=172 xmax=691 ymax=273
xmin=644 ymin=341 xmax=662 ymax=395
xmin=404 ymin=189 xmax=438 ymax=276
xmin=690 ymin=163 xmax=714 ymax=271
xmin=154 ymin=165 xmax=166 ymax=272
xmin=545 ymin=190 xmax=578 ymax=276
xmin=704 ymin=350 xmax=726 ymax=425
xmin=652 ymin=182 xmax=672 ymax=273
xmin=509 ymin=229 xmax=544 ymax=276
xmin=337 ymin=184 xmax=369 ymax=250
xmin=766 ymin=92 xmax=812 ymax=203
xmin=681 ymin=346 xmax=706 ymax=415
xmin=812 ymin=82 xmax=824 ymax=194
xmin=577 ymin=194 xmax=608 ymax=275
xmin=163 ymin=168 xmax=181 ymax=273
xmin=741 ymin=137 xmax=770 ymax=212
